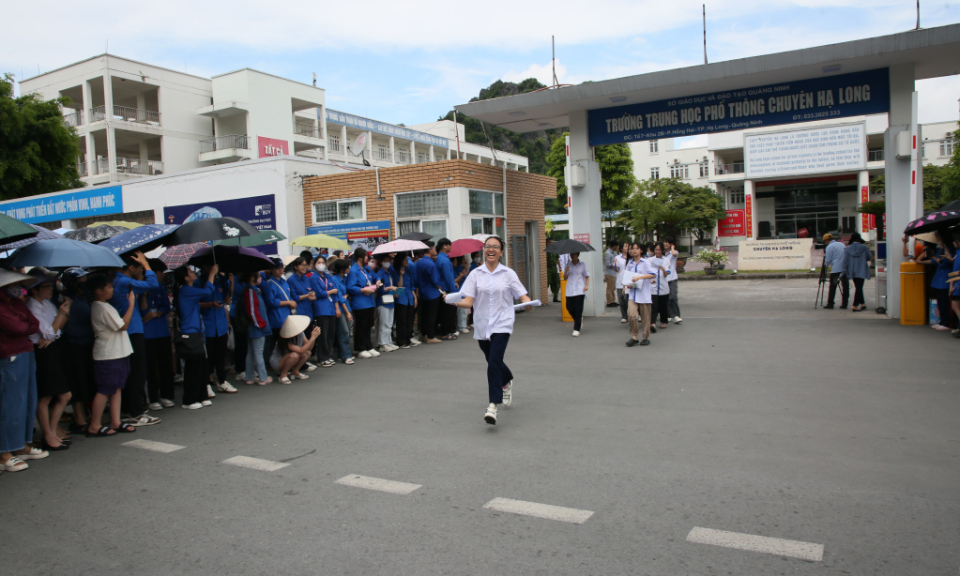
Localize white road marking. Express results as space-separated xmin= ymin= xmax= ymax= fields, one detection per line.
xmin=222 ymin=455 xmax=289 ymax=472
xmin=122 ymin=439 xmax=185 ymax=453
xmin=483 ymin=497 xmax=594 ymax=524
xmin=686 ymin=527 xmax=824 ymax=562
xmin=335 ymin=474 xmax=422 ymax=495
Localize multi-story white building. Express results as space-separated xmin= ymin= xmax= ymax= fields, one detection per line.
xmin=631 ymin=115 xmax=957 ymax=246
xmin=20 ymin=54 xmax=528 ymax=188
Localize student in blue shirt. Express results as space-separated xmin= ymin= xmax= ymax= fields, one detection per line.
xmin=374 ymin=254 xmax=400 ymax=352
xmin=434 ymin=238 xmax=459 ymax=340
xmin=331 ymin=258 xmax=354 ymax=364
xmin=310 ymin=257 xmax=339 ymax=367
xmin=195 ymin=267 xmax=232 ymax=395
xmin=141 ymin=259 xmax=174 ymax=409
xmin=929 ymin=231 xmax=956 ymax=330
xmin=286 ymin=258 xmax=316 ymax=320
xmin=174 ymin=265 xmax=218 ymax=409
xmin=347 ymin=247 xmax=380 ymax=358
xmin=394 ymin=254 xmax=418 ymax=348
xmin=111 ymin=251 xmax=161 ymax=426
xmin=263 ymin=259 xmax=297 ymax=368
xmin=228 ymin=273 xmax=247 ymax=382
xmin=238 ymin=271 xmax=272 ymax=385
xmin=415 ymin=241 xmax=443 ymax=343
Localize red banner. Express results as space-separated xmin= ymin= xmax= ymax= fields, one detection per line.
xmin=860 ymin=185 xmax=875 ymax=230
xmin=718 ymin=209 xmax=746 ymax=237
xmin=744 ymin=195 xmax=753 ymax=238
xmin=258 ymin=136 xmax=289 ymax=158
xmin=573 ymin=233 xmax=591 ymax=245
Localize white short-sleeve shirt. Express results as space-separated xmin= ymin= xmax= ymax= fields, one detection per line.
xmin=460 ymin=263 xmax=528 ymax=341
xmin=92 ymin=301 xmax=133 ymax=361
xmin=664 ymin=251 xmax=679 ymax=282
xmin=625 ymin=259 xmax=653 ymax=304
xmin=614 ymin=254 xmax=628 ymax=289
xmin=564 ymin=261 xmax=589 ymax=297
xmin=648 ymin=257 xmax=671 ymax=296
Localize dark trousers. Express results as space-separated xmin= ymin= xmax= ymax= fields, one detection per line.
xmin=652 ymin=294 xmax=669 ymax=325
xmin=478 ymin=333 xmax=513 ymax=405
xmin=396 ymin=304 xmax=415 ymax=346
xmin=353 ymin=307 xmax=375 ymax=352
xmin=828 ymin=273 xmax=849 ymax=307
xmin=264 ymin=329 xmax=279 ymax=370
xmin=439 ymin=301 xmax=457 ymax=335
xmin=565 ymin=295 xmax=585 ymax=331
xmin=333 ymin=315 xmax=352 ymax=360
xmin=121 ymin=333 xmax=147 ymax=416
xmin=231 ymin=316 xmax=247 ymax=373
xmin=418 ymin=297 xmax=440 ymax=340
xmin=182 ymin=355 xmax=207 ymax=406
xmin=206 ymin=333 xmax=228 ymax=384
xmin=548 ymin=268 xmax=560 ymax=301
xmin=667 ymin=280 xmax=680 ymax=318
xmin=935 ymin=287 xmax=953 ymax=327
xmin=144 ymin=336 xmax=174 ymax=403
xmin=852 ymin=278 xmax=865 ymax=307
xmin=618 ymin=289 xmax=629 ymax=320
xmin=316 ymin=315 xmax=336 ymax=362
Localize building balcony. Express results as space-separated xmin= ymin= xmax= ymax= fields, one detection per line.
xmin=293 ymin=122 xmax=322 ymax=139
xmin=199 ymin=134 xmax=254 ymax=162
xmin=197 ymin=100 xmax=250 ymax=118
xmin=89 ymin=105 xmax=161 ymax=126
xmin=64 ymin=111 xmax=84 ymax=128
xmin=116 ymin=158 xmax=164 ymax=178
xmin=76 ymin=161 xmax=88 ymax=177
xmin=715 ymin=162 xmax=744 ymax=175
xmin=868 ymin=150 xmax=884 ymax=162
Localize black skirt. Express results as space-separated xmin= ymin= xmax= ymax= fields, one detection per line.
xmin=61 ymin=341 xmax=95 ymax=403
xmin=34 ymin=339 xmax=71 ymax=398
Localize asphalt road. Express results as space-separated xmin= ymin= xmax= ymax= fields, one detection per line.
xmin=3 ymin=278 xmax=958 ymax=576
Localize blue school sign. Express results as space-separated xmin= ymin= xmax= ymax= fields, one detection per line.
xmin=0 ymin=185 xmax=123 ymax=224
xmin=587 ymin=68 xmax=890 ymax=146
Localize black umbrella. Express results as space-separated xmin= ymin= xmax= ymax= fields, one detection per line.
xmin=904 ymin=209 xmax=960 ymax=236
xmin=188 ymin=245 xmax=274 ymax=274
xmin=167 ymin=217 xmax=258 ymax=245
xmin=544 ymin=239 xmax=596 ymax=254
xmin=63 ymin=225 xmax=127 ymax=244
xmin=398 ymin=231 xmax=432 ymax=241
xmin=939 ymin=199 xmax=960 ymax=212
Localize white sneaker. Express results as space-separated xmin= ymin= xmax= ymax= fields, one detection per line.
xmin=387 ymin=343 xmax=400 ymax=351
xmin=620 ymin=319 xmax=627 ymax=323
xmin=484 ymin=403 xmax=498 ymax=425
xmin=674 ymin=317 xmax=683 ymax=324
xmin=460 ymin=328 xmax=470 ymax=334
xmin=201 ymin=400 xmax=213 ymax=407
xmin=160 ymin=398 xmax=175 ymax=408
xmin=235 ymin=372 xmax=246 ymax=381
xmin=216 ymin=381 xmax=238 ymax=393
xmin=502 ymin=380 xmax=513 ymax=407
xmin=173 ymin=374 xmax=183 ymax=383
xmin=368 ymin=349 xmax=380 ymax=357
xmin=148 ymin=402 xmax=163 ymax=411
xmin=572 ymin=330 xmax=580 ymax=337
xmin=358 ymin=350 xmax=372 ymax=359
xmin=305 ymin=363 xmax=318 ymax=372
xmin=182 ymin=402 xmax=203 ymax=410
xmin=410 ymin=337 xmax=421 ymax=344
xmin=206 ymin=385 xmax=216 ymax=398
xmin=378 ymin=345 xmax=393 ymax=353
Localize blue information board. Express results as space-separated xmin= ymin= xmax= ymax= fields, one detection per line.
xmin=306 ymin=220 xmax=391 ymax=251
xmin=163 ymin=194 xmax=277 ymax=254
xmin=588 ymin=68 xmax=890 ymax=146
xmin=0 ymin=185 xmax=123 ymax=224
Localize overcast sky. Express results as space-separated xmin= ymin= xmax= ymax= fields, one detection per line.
xmin=4 ymin=1 xmax=959 ymax=131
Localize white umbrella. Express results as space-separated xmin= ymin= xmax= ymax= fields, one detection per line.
xmin=372 ymin=239 xmax=429 ymax=255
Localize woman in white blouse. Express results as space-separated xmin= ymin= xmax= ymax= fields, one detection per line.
xmin=455 ymin=236 xmax=532 ymax=426
xmin=563 ymin=252 xmax=590 ymax=337
xmin=25 ymin=269 xmax=72 ymax=451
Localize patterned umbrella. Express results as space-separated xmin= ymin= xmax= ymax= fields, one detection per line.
xmin=0 ymin=224 xmax=62 ymax=252
xmin=904 ymin=210 xmax=960 ymax=236
xmin=159 ymin=243 xmax=207 ymax=269
xmin=371 ymin=239 xmax=429 ymax=255
xmin=63 ymin=225 xmax=127 ymax=244
xmin=99 ymin=224 xmax=180 ymax=255
xmin=91 ymin=221 xmax=142 ymax=229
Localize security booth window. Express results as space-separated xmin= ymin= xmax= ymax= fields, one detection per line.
xmin=396 ymin=189 xmax=449 ymax=241
xmin=313 ymin=198 xmax=365 ymax=224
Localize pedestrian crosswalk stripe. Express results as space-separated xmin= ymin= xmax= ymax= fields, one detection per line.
xmin=483 ymin=497 xmax=594 ymax=524
xmin=686 ymin=527 xmax=824 ymax=561
xmin=122 ymin=439 xmax=185 ymax=453
xmin=335 ymin=474 xmax=422 ymax=495
xmin=222 ymin=455 xmax=289 ymax=472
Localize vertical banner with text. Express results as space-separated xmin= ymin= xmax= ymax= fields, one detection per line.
xmin=744 ymin=195 xmax=754 ymax=238
xmin=860 ymin=185 xmax=875 ymax=230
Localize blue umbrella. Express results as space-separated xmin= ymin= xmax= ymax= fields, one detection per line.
xmin=7 ymin=238 xmax=125 ymax=269
xmin=99 ymin=224 xmax=180 ymax=255
xmin=0 ymin=225 xmax=62 ymax=252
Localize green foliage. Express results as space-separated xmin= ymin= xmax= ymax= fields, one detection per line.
xmin=871 ymin=126 xmax=960 ymax=211
xmin=617 ymin=177 xmax=724 ymax=241
xmin=546 ymin=132 xmax=635 ymax=212
xmin=856 ymin=200 xmax=885 ymax=216
xmin=0 ymin=73 xmax=83 ymax=200
xmin=693 ymin=248 xmax=729 ymax=266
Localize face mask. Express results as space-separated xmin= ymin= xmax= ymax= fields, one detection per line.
xmin=317 ymin=263 xmax=326 ymax=272
xmin=382 ymin=262 xmax=391 ymax=270
xmin=474 ymin=257 xmax=481 ymax=264
xmin=5 ymin=285 xmax=23 ymax=298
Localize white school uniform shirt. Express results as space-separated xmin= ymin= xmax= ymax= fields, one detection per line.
xmin=26 ymin=297 xmax=60 ymax=345
xmin=625 ymin=259 xmax=653 ymax=304
xmin=459 ymin=263 xmax=528 ymax=341
xmin=614 ymin=254 xmax=628 ymax=290
xmin=663 ymin=250 xmax=679 ymax=282
xmin=648 ymin=257 xmax=670 ymax=296
xmin=563 ymin=261 xmax=589 ymax=297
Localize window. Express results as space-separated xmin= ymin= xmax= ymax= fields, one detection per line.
xmin=377 ymin=143 xmax=389 ymax=161
xmin=699 ymin=163 xmax=709 ymax=177
xmin=312 ymin=198 xmax=365 ymax=224
xmin=329 ymin=134 xmax=340 ymax=152
xmin=650 ymin=140 xmax=658 ymax=153
xmin=417 ymin=151 xmax=429 ymax=164
xmin=396 ymin=148 xmax=409 ymax=164
xmin=469 ymin=190 xmax=505 ymax=216
xmin=651 ymin=167 xmax=659 ymax=180
xmin=396 ymin=190 xmax=448 ymax=218
xmin=728 ymin=190 xmax=745 ymax=206
xmin=669 ymin=165 xmax=689 ymax=179
xmin=398 ymin=219 xmax=447 ymax=240
xmin=942 ymin=138 xmax=955 ymax=157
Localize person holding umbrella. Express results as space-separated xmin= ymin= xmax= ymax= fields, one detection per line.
xmin=196 ymin=265 xmax=234 ymax=396
xmin=415 ymin=241 xmax=443 ymax=344
xmin=347 ymin=248 xmax=380 ymax=358
xmin=173 ymin=264 xmax=219 ymax=409
xmin=563 ymin=252 xmax=590 ymax=337
xmin=453 ymin=236 xmax=532 ymax=425
xmin=142 ymin=260 xmax=176 ymax=409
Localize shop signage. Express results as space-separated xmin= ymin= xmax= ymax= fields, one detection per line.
xmin=573 ymin=233 xmax=591 ymax=245
xmin=164 ymin=194 xmax=277 ymax=254
xmin=587 ymin=68 xmax=889 ymax=146
xmin=738 ymin=238 xmax=813 ymax=270
xmin=745 ymin=122 xmax=865 ymax=179
xmin=326 ymin=110 xmax=449 ymax=148
xmin=258 ymin=136 xmax=289 ymax=158
xmin=744 ymin=194 xmax=753 ymax=238
xmin=718 ymin=209 xmax=746 ymax=237
xmin=0 ymin=185 xmax=122 ymax=224
xmin=860 ymin=185 xmax=875 ymax=230
xmin=306 ymin=220 xmax=391 ymax=252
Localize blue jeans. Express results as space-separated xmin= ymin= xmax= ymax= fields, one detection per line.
xmin=246 ymin=337 xmax=267 ymax=381
xmin=478 ymin=333 xmax=513 ymax=405
xmin=334 ymin=313 xmax=353 ymax=361
xmin=0 ymin=352 xmax=37 ymax=453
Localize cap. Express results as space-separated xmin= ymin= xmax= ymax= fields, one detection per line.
xmin=822 ymin=233 xmax=834 ymax=242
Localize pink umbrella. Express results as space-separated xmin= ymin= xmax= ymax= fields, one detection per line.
xmin=448 ymin=238 xmax=484 ymax=258
xmin=372 ymin=239 xmax=429 ymax=255
xmin=160 ymin=243 xmax=207 ymax=269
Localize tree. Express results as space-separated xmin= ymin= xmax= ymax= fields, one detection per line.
xmin=665 ymin=183 xmax=726 ymax=240
xmin=616 ymin=177 xmax=724 ymax=242
xmin=546 ymin=132 xmax=636 ymax=212
xmin=0 ymin=73 xmax=83 ymax=199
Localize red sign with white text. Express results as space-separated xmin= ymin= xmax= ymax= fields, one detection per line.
xmin=860 ymin=185 xmax=875 ymax=230
xmin=573 ymin=233 xmax=591 ymax=245
xmin=744 ymin=194 xmax=753 ymax=238
xmin=258 ymin=136 xmax=289 ymax=158
xmin=718 ymin=209 xmax=746 ymax=237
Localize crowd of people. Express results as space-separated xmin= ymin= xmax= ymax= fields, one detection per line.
xmin=0 ymin=237 xmax=491 ymax=472
xmin=895 ymin=230 xmax=960 ymax=333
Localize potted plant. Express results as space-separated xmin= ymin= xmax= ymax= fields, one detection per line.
xmin=694 ymin=248 xmax=729 ymax=275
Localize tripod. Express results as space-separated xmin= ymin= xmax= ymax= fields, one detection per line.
xmin=815 ymin=261 xmax=846 ymax=308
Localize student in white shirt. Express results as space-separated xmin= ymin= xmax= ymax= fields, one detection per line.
xmin=624 ymin=242 xmax=656 ymax=346
xmin=455 ymin=236 xmax=532 ymax=426
xmin=649 ymin=243 xmax=671 ymax=329
xmin=614 ymin=243 xmax=630 ymax=324
xmin=563 ymin=252 xmax=590 ymax=336
xmin=662 ymin=236 xmax=682 ymax=323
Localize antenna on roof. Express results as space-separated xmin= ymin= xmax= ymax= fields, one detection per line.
xmin=552 ymin=35 xmax=559 ymax=87
xmin=312 ymin=72 xmax=317 ymax=87
xmin=703 ymin=5 xmax=708 ymax=64
xmin=916 ymin=0 xmax=920 ymax=30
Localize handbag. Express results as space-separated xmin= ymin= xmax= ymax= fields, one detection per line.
xmin=173 ymin=314 xmax=206 ymax=359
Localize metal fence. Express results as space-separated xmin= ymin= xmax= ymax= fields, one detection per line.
xmin=715 ymin=162 xmax=745 ymax=175
xmin=116 ymin=158 xmax=164 ymax=175
xmin=63 ymin=111 xmax=83 ymax=127
xmin=293 ymin=122 xmax=321 ymax=138
xmin=88 ymin=105 xmax=160 ymax=125
xmin=868 ymin=150 xmax=884 ymax=162
xmin=200 ymin=134 xmax=249 ymax=154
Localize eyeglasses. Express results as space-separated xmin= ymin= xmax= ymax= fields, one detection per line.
xmin=483 ymin=244 xmax=501 ymax=250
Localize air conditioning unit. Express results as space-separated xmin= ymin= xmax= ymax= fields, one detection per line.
xmin=674 ymin=159 xmax=679 ymax=163
xmin=563 ymin=165 xmax=586 ymax=188
xmin=703 ymin=155 xmax=708 ymax=161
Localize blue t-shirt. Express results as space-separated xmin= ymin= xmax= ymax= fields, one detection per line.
xmin=143 ymin=285 xmax=171 ymax=339
xmin=178 ymin=282 xmax=215 ymax=334
xmin=287 ymin=272 xmax=315 ymax=318
xmin=195 ymin=275 xmax=229 ymax=338
xmin=346 ymin=263 xmax=376 ymax=310
xmin=262 ymin=276 xmax=293 ymax=329
xmin=416 ymin=257 xmax=441 ymax=300
xmin=310 ymin=272 xmax=337 ymax=317
xmin=110 ymin=270 xmax=158 ymax=336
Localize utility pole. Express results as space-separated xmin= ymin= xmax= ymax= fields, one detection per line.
xmin=552 ymin=35 xmax=559 ymax=87
xmin=703 ymin=5 xmax=708 ymax=64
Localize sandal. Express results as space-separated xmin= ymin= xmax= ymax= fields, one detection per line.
xmin=111 ymin=423 xmax=136 ymax=434
xmin=292 ymin=372 xmax=309 ymax=380
xmin=85 ymin=426 xmax=117 ymax=438
xmin=279 ymin=377 xmax=292 ymax=384
xmin=42 ymin=440 xmax=69 ymax=451
xmin=1 ymin=456 xmax=28 ymax=472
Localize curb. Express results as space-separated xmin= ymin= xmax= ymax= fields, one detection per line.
xmin=678 ymin=272 xmax=820 ymax=281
